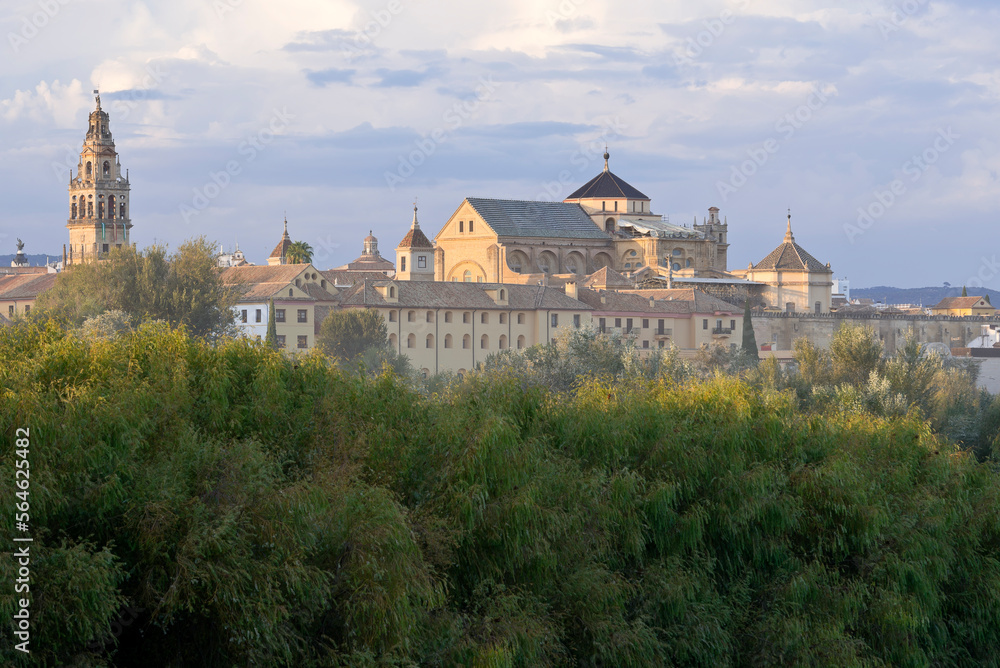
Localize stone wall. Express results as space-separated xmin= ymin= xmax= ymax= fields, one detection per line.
xmin=751 ymin=312 xmax=998 ymax=353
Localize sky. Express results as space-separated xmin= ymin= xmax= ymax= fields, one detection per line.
xmin=1 ymin=0 xmax=998 ymax=288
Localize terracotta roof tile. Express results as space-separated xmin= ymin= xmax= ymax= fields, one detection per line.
xmin=338 ymin=280 xmax=591 ymax=311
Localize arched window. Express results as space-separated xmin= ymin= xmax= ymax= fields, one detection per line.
xmin=517 ymin=335 xmax=525 ymax=349
xmin=686 ymin=258 xmax=692 ymax=268
xmin=87 ymin=201 xmax=93 ymax=217
xmin=103 ymin=161 xmax=110 ymax=177
xmin=481 ymin=334 xmax=489 ymax=349
xmin=71 ymin=203 xmax=77 ymax=218
xmin=120 ymin=202 xmax=126 ymax=219
xmin=389 ymin=286 xmax=395 ymax=297
xmin=463 ymin=270 xmax=472 ymax=282
xmin=481 ymin=312 xmax=489 ymax=324
xmin=672 ymin=248 xmax=683 ymax=257
xmin=605 ymin=218 xmax=615 ymax=233
xmin=407 ymin=333 xmax=416 ymax=348
xmin=499 ymin=289 xmax=505 ymax=300
xmin=462 ymin=334 xmax=471 ymax=349
xmin=426 ymin=334 xmax=434 ymax=348
xmin=499 ymin=335 xmax=507 ymax=349
xmin=444 ymin=334 xmax=453 ymax=348
xmin=407 ymin=310 xmax=415 ymax=322
xmin=389 ymin=333 xmax=397 ymax=347
xmin=108 ymin=196 xmax=116 ymax=219
xmin=86 ymin=161 xmax=92 ymax=177
xmin=672 ymin=263 xmax=681 ymax=271
xmin=288 ymin=289 xmax=293 ymax=296
xmin=98 ymin=201 xmax=104 ymax=219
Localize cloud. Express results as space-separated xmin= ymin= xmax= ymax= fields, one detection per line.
xmin=306 ymin=68 xmax=357 ymax=86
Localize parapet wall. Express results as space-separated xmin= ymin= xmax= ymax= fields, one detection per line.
xmin=751 ymin=312 xmax=998 ymax=353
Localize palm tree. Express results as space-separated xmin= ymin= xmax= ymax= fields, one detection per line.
xmin=285 ymin=240 xmax=313 ymax=265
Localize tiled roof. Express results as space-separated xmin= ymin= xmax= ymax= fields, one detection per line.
xmin=397 ymin=226 xmax=433 ymax=249
xmin=346 ymin=256 xmax=396 ymax=271
xmin=582 ymin=266 xmax=633 ymax=289
xmin=753 ymin=241 xmax=829 ymax=273
xmin=465 ymin=198 xmax=609 ymax=240
xmin=321 ymin=270 xmax=394 ymax=286
xmin=301 ymin=283 xmax=339 ymax=302
xmin=931 ymin=296 xmax=994 ymax=310
xmin=620 ymin=288 xmax=739 ymax=315
xmin=566 ymin=170 xmax=650 ymax=201
xmin=0 ymin=273 xmax=57 ymax=300
xmin=221 ymin=265 xmax=305 ymax=286
xmin=269 ymin=229 xmax=291 ymax=259
xmin=339 ymin=280 xmax=592 ymax=311
xmin=574 ymin=288 xmax=692 ymax=315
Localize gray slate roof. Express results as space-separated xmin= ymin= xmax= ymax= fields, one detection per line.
xmin=339 ymin=279 xmax=592 ymax=311
xmin=753 ymin=242 xmax=830 ymax=273
xmin=466 ymin=198 xmax=609 ymax=240
xmin=566 ymin=170 xmax=650 ymax=200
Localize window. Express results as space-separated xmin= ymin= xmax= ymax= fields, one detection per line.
xmin=517 ymin=313 xmax=525 ymax=324
xmin=7 ymin=306 xmax=12 ymax=317
xmin=426 ymin=311 xmax=434 ymax=323
xmin=275 ymin=309 xmax=285 ymax=323
xmin=481 ymin=312 xmax=489 ymax=324
xmin=288 ymin=289 xmax=293 ymax=297
xmin=599 ymin=318 xmax=606 ymax=333
xmin=400 ymin=257 xmax=406 ymax=272
xmin=464 ymin=270 xmax=472 ymax=282
xmin=23 ymin=305 xmax=29 ymax=315
xmin=463 ymin=312 xmax=470 ymax=324
xmin=469 ymin=221 xmax=474 ymax=232
xmin=407 ymin=334 xmax=416 ymax=349
xmin=426 ymin=334 xmax=434 ymax=348
xmin=297 ymin=335 xmax=308 ymax=349
xmin=703 ymin=319 xmax=709 ymax=330
xmin=459 ymin=221 xmax=464 ymax=232
xmin=658 ymin=340 xmax=665 ymax=348
xmin=295 ymin=279 xmax=301 ymax=287
xmin=389 ymin=286 xmax=395 ymax=298
xmin=445 ymin=311 xmax=453 ymax=323
xmin=626 ymin=318 xmax=633 ymax=333
xmin=499 ymin=313 xmax=507 ymax=324
xmin=499 ymin=289 xmax=505 ymax=300
xmin=255 ymin=309 xmax=262 ymax=323
xmin=573 ymin=314 xmax=581 ymax=329
xmin=241 ymin=310 xmax=248 ymax=323
xmin=102 ymin=244 xmax=109 ymax=253
xmin=417 ymin=256 xmax=426 ymax=269
xmin=642 ymin=319 xmax=649 ymax=329
xmin=463 ymin=334 xmax=471 ymax=349
xmin=276 ymin=335 xmax=286 ymax=349
xmin=657 ymin=319 xmax=664 ymax=334
xmin=389 ymin=333 xmax=397 ymax=347
xmin=517 ymin=335 xmax=525 ymax=349
xmin=298 ymin=309 xmax=308 ymax=323
xmin=550 ymin=313 xmax=558 ymax=327
xmin=445 ymin=334 xmax=453 ymax=348
xmin=730 ymin=319 xmax=736 ymax=330
xmin=408 ymin=311 xmax=416 ymax=322
xmin=615 ymin=318 xmax=621 ymax=328
xmin=389 ymin=311 xmax=396 ymax=322
xmin=499 ymin=334 xmax=508 ymax=349
xmin=643 ymin=340 xmax=649 ymax=349
xmin=481 ymin=334 xmax=489 ymax=349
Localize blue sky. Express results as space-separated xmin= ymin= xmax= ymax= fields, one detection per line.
xmin=1 ymin=0 xmax=998 ymax=288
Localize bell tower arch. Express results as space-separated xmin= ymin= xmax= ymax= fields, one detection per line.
xmin=65 ymin=90 xmax=132 ymax=265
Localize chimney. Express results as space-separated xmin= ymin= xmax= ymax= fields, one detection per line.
xmin=565 ymin=281 xmax=577 ymax=300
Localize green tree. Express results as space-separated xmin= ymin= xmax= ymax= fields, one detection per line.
xmin=35 ymin=237 xmax=236 ymax=339
xmin=741 ymin=299 xmax=758 ymax=360
xmin=286 ymin=240 xmax=313 ymax=264
xmin=792 ymin=336 xmax=831 ymax=387
xmin=265 ymin=299 xmax=277 ymax=350
xmin=962 ymin=285 xmax=968 ymax=297
xmin=883 ymin=334 xmax=942 ymax=410
xmin=317 ymin=308 xmax=388 ymax=362
xmin=829 ymin=322 xmax=883 ymax=386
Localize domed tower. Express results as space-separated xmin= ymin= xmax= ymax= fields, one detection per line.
xmin=395 ymin=204 xmax=434 ymax=281
xmin=65 ymin=90 xmax=132 ymax=265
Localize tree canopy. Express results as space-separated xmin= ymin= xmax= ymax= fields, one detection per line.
xmin=285 ymin=240 xmax=313 ymax=265
xmin=35 ymin=237 xmax=236 ymax=339
xmin=316 ymin=308 xmax=388 ymax=362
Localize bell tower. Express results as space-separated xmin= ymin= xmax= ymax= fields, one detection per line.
xmin=65 ymin=90 xmax=132 ymax=265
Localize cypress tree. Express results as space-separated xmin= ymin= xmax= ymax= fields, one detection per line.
xmin=741 ymin=298 xmax=758 ymax=360
xmin=962 ymin=285 xmax=968 ymax=297
xmin=265 ymin=299 xmax=277 ymax=349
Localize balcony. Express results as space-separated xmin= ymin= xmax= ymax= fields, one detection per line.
xmin=712 ymin=327 xmax=733 ymax=336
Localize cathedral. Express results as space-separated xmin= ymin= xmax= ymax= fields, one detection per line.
xmin=63 ymin=91 xmax=132 ymax=265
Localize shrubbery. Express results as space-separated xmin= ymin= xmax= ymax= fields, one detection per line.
xmin=3 ymin=321 xmax=1000 ymax=666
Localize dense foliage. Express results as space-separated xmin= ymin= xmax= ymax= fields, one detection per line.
xmin=34 ymin=238 xmax=236 ymax=339
xmin=3 ymin=321 xmax=1000 ymax=666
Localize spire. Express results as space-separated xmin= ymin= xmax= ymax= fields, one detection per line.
xmin=603 ymin=146 xmax=610 ymax=172
xmin=411 ymin=203 xmax=420 ymax=229
xmin=283 ymin=215 xmax=289 ymax=238
xmin=784 ymin=209 xmax=794 ymax=244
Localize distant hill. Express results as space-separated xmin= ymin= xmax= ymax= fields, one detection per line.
xmin=853 ymin=286 xmax=1000 ymax=307
xmin=0 ymin=254 xmax=58 ymax=268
